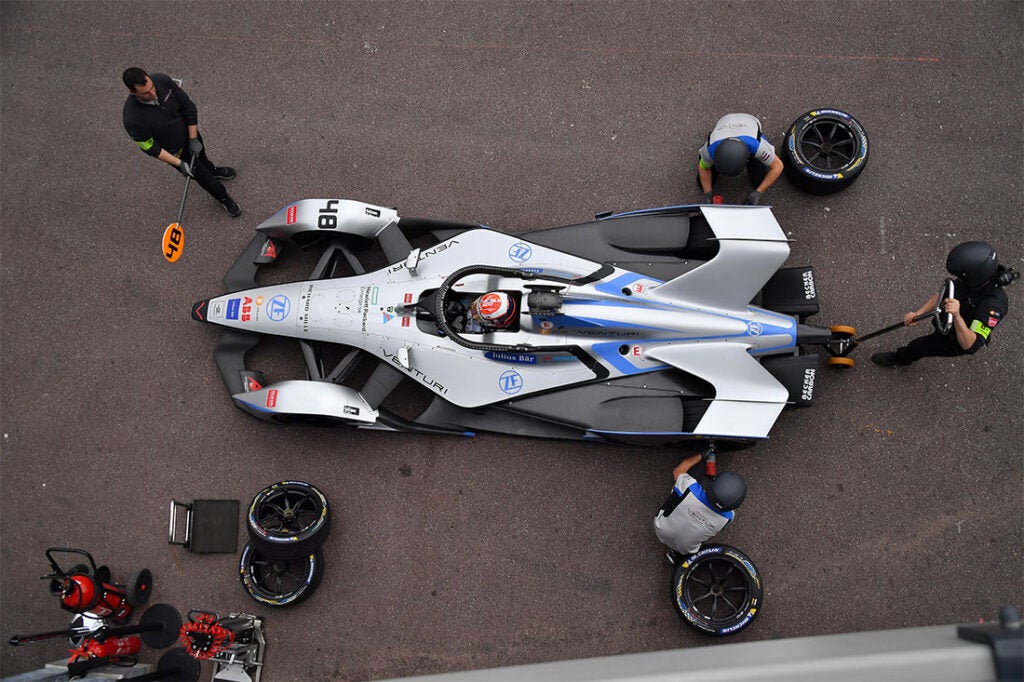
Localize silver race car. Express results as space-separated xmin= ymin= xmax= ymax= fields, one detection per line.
xmin=192 ymin=200 xmax=832 ymax=446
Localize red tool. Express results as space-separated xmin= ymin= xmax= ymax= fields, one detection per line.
xmin=43 ymin=548 xmax=152 ymax=623
xmin=179 ymin=611 xmax=236 ymax=660
xmin=69 ymin=633 xmax=142 ymax=660
xmin=703 ymin=445 xmax=718 ymax=478
xmin=179 ymin=610 xmax=266 ymax=682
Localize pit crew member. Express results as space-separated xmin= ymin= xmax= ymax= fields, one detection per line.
xmin=698 ymin=113 xmax=784 ymax=205
xmin=654 ymin=452 xmax=747 ymax=562
xmin=872 ymin=241 xmax=1012 ymax=367
xmin=122 ymin=67 xmax=241 ymax=217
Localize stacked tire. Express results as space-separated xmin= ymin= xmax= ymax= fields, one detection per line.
xmin=239 ymin=481 xmax=330 ymax=607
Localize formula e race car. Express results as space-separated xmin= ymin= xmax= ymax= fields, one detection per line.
xmin=192 ymin=200 xmax=834 ymax=446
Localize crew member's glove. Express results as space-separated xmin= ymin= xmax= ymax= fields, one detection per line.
xmin=702 ymin=192 xmax=713 ymax=204
xmin=743 ymin=190 xmax=763 ymax=205
xmin=177 ymin=159 xmax=194 ymax=178
xmin=188 ymin=138 xmax=203 ymax=157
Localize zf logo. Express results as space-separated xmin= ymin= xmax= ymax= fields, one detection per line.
xmin=499 ymin=370 xmax=524 ymax=395
xmin=508 ymin=242 xmax=532 ymax=264
xmin=267 ymin=295 xmax=291 ymax=322
xmin=318 ymin=199 xmax=340 ymax=229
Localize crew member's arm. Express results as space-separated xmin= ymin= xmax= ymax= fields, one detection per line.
xmin=672 ymin=453 xmax=703 ymax=480
xmin=156 ymin=148 xmax=186 ymax=169
xmin=166 ymin=77 xmax=201 ymax=152
xmin=944 ymin=298 xmax=984 ymax=352
xmin=904 ymin=294 xmax=939 ymax=326
xmin=697 ymin=141 xmax=714 ymax=195
xmin=698 ymin=164 xmax=713 ymax=193
xmin=126 ymin=124 xmax=183 ymax=172
xmin=168 ymin=77 xmax=199 ymax=127
xmin=756 ymin=156 xmax=784 ymax=192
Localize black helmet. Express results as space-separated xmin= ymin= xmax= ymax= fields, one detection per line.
xmin=713 ymin=138 xmax=751 ymax=177
xmin=946 ymin=241 xmax=999 ymax=289
xmin=706 ymin=471 xmax=747 ymax=512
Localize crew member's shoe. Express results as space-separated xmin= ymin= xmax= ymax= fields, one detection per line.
xmin=221 ymin=196 xmax=242 ymax=217
xmin=213 ymin=166 xmax=236 ymax=180
xmin=871 ymin=351 xmax=911 ymax=367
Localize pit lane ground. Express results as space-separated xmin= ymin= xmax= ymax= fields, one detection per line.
xmin=1 ymin=2 xmax=1021 ymax=679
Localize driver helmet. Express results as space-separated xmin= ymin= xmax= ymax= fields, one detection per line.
xmin=470 ymin=292 xmax=517 ymax=326
xmin=705 ymin=471 xmax=747 ymax=512
xmin=946 ymin=241 xmax=999 ymax=289
xmin=713 ymin=138 xmax=751 ymax=177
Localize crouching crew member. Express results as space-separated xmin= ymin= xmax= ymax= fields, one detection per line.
xmin=654 ymin=451 xmax=747 ymax=562
xmin=697 ymin=112 xmax=783 ymax=205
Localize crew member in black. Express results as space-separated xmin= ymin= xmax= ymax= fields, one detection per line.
xmin=122 ymin=67 xmax=241 ymax=217
xmin=873 ymin=241 xmax=1012 ymax=366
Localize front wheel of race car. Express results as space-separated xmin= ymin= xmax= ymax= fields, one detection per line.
xmin=672 ymin=544 xmax=763 ymax=636
xmin=247 ymin=481 xmax=332 ymax=559
xmin=782 ymin=109 xmax=869 ymax=195
xmin=239 ymin=543 xmax=325 ymax=607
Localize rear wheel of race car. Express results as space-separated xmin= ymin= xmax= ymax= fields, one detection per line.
xmin=783 ymin=109 xmax=868 ymax=195
xmin=672 ymin=544 xmax=763 ymax=636
xmin=247 ymin=481 xmax=331 ymax=559
xmin=239 ymin=543 xmax=324 ymax=607
xmin=828 ymin=356 xmax=856 ymax=369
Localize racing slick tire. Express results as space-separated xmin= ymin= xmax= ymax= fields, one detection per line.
xmin=239 ymin=543 xmax=324 ymax=607
xmin=782 ymin=109 xmax=868 ymax=195
xmin=672 ymin=544 xmax=763 ymax=636
xmin=830 ymin=325 xmax=857 ymax=336
xmin=827 ymin=356 xmax=856 ymax=369
xmin=247 ymin=481 xmax=332 ymax=559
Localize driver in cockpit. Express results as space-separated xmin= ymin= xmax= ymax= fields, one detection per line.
xmin=467 ymin=292 xmax=518 ymax=332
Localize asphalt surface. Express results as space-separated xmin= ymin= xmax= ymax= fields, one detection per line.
xmin=2 ymin=1 xmax=1022 ymax=680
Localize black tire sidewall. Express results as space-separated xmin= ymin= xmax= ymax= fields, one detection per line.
xmin=238 ymin=543 xmax=325 ymax=607
xmin=247 ymin=481 xmax=331 ymax=559
xmin=671 ymin=544 xmax=763 ymax=636
xmin=783 ymin=109 xmax=868 ymax=194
